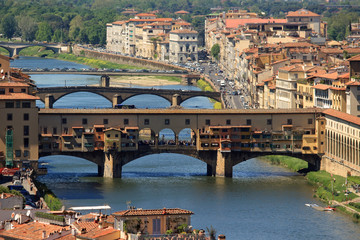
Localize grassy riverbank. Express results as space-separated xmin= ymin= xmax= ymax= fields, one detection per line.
xmin=13 ymin=46 xmax=143 ymax=70
xmin=261 ymin=155 xmax=308 ymax=172
xmin=197 ymin=79 xmax=222 ymax=109
xmin=33 ymin=179 xmax=63 ymax=211
xmin=262 ymin=155 xmax=360 ymax=221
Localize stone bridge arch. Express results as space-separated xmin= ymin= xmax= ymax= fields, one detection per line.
xmin=115 ymin=93 xmax=173 ymax=107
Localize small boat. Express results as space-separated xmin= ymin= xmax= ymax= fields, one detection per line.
xmin=305 ymin=203 xmax=335 ymax=211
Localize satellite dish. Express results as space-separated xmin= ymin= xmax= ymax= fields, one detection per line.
xmin=26 ymin=210 xmax=31 ymax=217
xmin=1 ymin=76 xmax=4 ymax=80
xmin=0 ymin=69 xmax=3 ymax=74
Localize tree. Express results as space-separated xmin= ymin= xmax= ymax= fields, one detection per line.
xmin=211 ymin=44 xmax=220 ymax=61
xmin=17 ymin=16 xmax=38 ymax=42
xmin=36 ymin=22 xmax=52 ymax=42
xmin=1 ymin=14 xmax=17 ymax=39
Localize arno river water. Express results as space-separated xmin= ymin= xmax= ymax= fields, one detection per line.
xmin=11 ymin=57 xmax=360 ymax=240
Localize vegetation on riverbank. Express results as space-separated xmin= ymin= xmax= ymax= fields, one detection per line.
xmin=33 ymin=179 xmax=63 ymax=211
xmin=306 ymin=171 xmax=358 ymax=202
xmin=262 ymin=156 xmax=360 ymax=221
xmin=197 ymin=79 xmax=222 ymax=109
xmin=261 ymin=155 xmax=308 ymax=172
xmin=155 ymin=75 xmax=182 ymax=83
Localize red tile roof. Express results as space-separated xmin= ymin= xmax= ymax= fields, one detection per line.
xmin=113 ymin=208 xmax=193 ymax=217
xmin=0 ymin=222 xmax=70 ymax=240
xmin=323 ymin=109 xmax=360 ymax=126
xmin=170 ymin=29 xmax=198 ymax=34
xmin=312 ymin=84 xmax=331 ymax=90
xmin=346 ymin=81 xmax=360 ymax=86
xmin=0 ymin=93 xmax=39 ymax=100
xmin=135 ymin=13 xmax=156 ymax=17
xmin=286 ymin=9 xmax=320 ymax=17
xmin=0 ymin=82 xmax=29 ymax=87
xmin=347 ymin=54 xmax=360 ymax=61
xmin=225 ymin=18 xmax=287 ymax=29
xmin=175 ymin=10 xmax=190 ymax=14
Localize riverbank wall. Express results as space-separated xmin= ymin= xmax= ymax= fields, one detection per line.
xmin=72 ymin=45 xmax=186 ymax=71
xmin=320 ymin=155 xmax=360 ymax=178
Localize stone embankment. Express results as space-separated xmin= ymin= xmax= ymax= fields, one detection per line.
xmin=72 ymin=45 xmax=186 ymax=71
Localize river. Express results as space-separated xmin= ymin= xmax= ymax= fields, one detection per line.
xmin=11 ymin=56 xmax=360 ymax=240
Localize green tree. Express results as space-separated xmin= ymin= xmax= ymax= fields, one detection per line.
xmin=17 ymin=15 xmax=38 ymax=42
xmin=1 ymin=14 xmax=17 ymax=39
xmin=36 ymin=22 xmax=52 ymax=42
xmin=211 ymin=43 xmax=220 ymax=61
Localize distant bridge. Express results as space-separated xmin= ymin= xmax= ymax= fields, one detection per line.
xmin=23 ymin=71 xmax=187 ymax=76
xmin=36 ymin=86 xmax=222 ymax=108
xmin=0 ymin=42 xmax=64 ymax=57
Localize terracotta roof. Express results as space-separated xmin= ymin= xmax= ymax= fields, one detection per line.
xmin=170 ymin=29 xmax=198 ymax=34
xmin=348 ymin=54 xmax=360 ymax=61
xmin=323 ymin=109 xmax=360 ymax=126
xmin=73 ymin=222 xmax=99 ymax=233
xmin=72 ymin=126 xmax=84 ymax=129
xmin=175 ymin=10 xmax=190 ymax=14
xmin=286 ymin=9 xmax=320 ymax=17
xmin=0 ymin=222 xmax=70 ymax=240
xmin=0 ymin=82 xmax=29 ymax=87
xmin=94 ymin=125 xmax=105 ymax=128
xmin=256 ymin=82 xmax=265 ymax=86
xmin=81 ymin=227 xmax=118 ymax=239
xmin=113 ymin=208 xmax=193 ymax=217
xmin=312 ymin=84 xmax=331 ymax=90
xmin=41 ymin=133 xmax=53 ymax=137
xmin=135 ymin=13 xmax=156 ymax=17
xmin=0 ymin=93 xmax=39 ymax=100
xmin=346 ymin=80 xmax=360 ymax=86
xmin=128 ymin=18 xmax=173 ymax=23
xmin=0 ymin=193 xmax=19 ymax=199
xmin=225 ymin=18 xmax=287 ymax=29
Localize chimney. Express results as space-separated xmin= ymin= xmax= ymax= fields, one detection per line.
xmin=42 ymin=231 xmax=47 ymax=239
xmin=1 ymin=193 xmax=4 ymax=199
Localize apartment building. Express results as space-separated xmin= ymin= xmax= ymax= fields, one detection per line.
xmin=107 ymin=13 xmax=198 ymax=63
xmin=0 ymin=56 xmax=39 ymax=168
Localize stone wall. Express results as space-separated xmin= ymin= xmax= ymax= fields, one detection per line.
xmin=321 ymin=156 xmax=360 ymax=177
xmin=72 ymin=46 xmax=186 ymax=71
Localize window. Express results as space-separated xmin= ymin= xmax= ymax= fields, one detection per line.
xmin=107 ymin=134 xmax=110 ymax=138
xmin=5 ymin=101 xmax=14 ymax=108
xmin=24 ymin=126 xmax=29 ymax=136
xmin=62 ymin=118 xmax=67 ymax=124
xmin=15 ymin=150 xmax=21 ymax=157
xmin=267 ymin=119 xmax=272 ymax=125
xmin=43 ymin=127 xmax=47 ymax=134
xmin=115 ymin=134 xmax=119 ymax=138
xmin=226 ymin=119 xmax=231 ymax=125
xmin=24 ymin=113 xmax=29 ymax=121
xmin=53 ymin=127 xmax=57 ymax=135
xmin=192 ymin=46 xmax=196 ymax=52
xmin=358 ymin=105 xmax=360 ymax=111
xmin=287 ymin=119 xmax=292 ymax=125
xmin=246 ymin=119 xmax=251 ymax=125
xmin=22 ymin=101 xmax=31 ymax=108
xmin=180 ymin=46 xmax=183 ymax=52
xmin=0 ymin=88 xmax=5 ymax=94
xmin=103 ymin=119 xmax=108 ymax=125
xmin=308 ymin=119 xmax=313 ymax=124
xmin=124 ymin=119 xmax=129 ymax=125
xmin=82 ymin=118 xmax=87 ymax=125
xmin=165 ymin=119 xmax=170 ymax=125
xmin=357 ymin=95 xmax=360 ymax=101
xmin=205 ymin=119 xmax=211 ymax=125
xmin=23 ymin=150 xmax=29 ymax=157
xmin=21 ymin=88 xmax=26 ymax=93
xmin=144 ymin=119 xmax=150 ymax=125
xmin=16 ymin=101 xmax=20 ymax=108
xmin=357 ymin=86 xmax=360 ymax=91
xmin=24 ymin=138 xmax=29 ymax=148
xmin=185 ymin=119 xmax=190 ymax=125
xmin=7 ymin=114 xmax=12 ymax=121
xmin=9 ymin=88 xmax=13 ymax=93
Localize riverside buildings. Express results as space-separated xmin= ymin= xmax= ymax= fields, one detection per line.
xmin=106 ymin=13 xmax=199 ymax=63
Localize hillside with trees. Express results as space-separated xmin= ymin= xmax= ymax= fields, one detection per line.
xmin=1 ymin=0 xmax=360 ymax=45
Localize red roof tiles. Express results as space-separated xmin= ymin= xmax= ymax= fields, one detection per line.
xmin=0 ymin=93 xmax=39 ymax=100
xmin=286 ymin=9 xmax=320 ymax=17
xmin=312 ymin=84 xmax=331 ymax=90
xmin=323 ymin=109 xmax=360 ymax=126
xmin=225 ymin=18 xmax=287 ymax=29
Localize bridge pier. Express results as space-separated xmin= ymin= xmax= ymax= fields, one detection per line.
xmin=172 ymin=94 xmax=181 ymax=107
xmin=112 ymin=94 xmax=123 ymax=108
xmin=103 ymin=151 xmax=123 ymax=178
xmin=100 ymin=75 xmax=110 ymax=87
xmin=45 ymin=94 xmax=55 ymax=108
xmin=216 ymin=150 xmax=233 ymax=177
